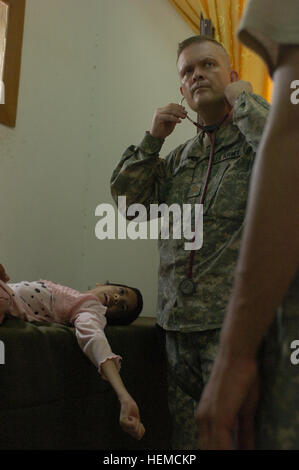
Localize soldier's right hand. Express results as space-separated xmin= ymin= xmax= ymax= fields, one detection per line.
xmin=150 ymin=103 xmax=187 ymax=139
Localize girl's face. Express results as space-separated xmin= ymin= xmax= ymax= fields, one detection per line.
xmin=95 ymin=284 xmax=138 ymax=315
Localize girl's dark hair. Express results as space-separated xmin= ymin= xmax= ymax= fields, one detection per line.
xmin=104 ymin=281 xmax=143 ymax=326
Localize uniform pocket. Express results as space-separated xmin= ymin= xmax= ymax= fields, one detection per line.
xmin=186 ymin=162 xmax=230 ymax=216
xmin=209 ymin=163 xmax=252 ymax=219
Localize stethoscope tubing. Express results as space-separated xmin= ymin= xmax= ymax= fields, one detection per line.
xmin=179 ymin=97 xmax=230 ymax=282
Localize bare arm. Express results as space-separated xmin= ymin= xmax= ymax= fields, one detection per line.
xmin=222 ymin=45 xmax=299 ymax=359
xmin=197 ymin=45 xmax=299 ymax=449
xmin=74 ymin=309 xmax=145 ymax=440
xmin=101 ymin=359 xmax=145 ymax=440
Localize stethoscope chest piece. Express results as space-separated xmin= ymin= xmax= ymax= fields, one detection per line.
xmin=179 ymin=278 xmax=196 ymax=295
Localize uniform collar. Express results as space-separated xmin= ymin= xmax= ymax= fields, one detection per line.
xmin=186 ymin=120 xmax=241 ymax=160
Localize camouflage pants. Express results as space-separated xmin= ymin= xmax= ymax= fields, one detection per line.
xmin=255 ymin=283 xmax=299 ymax=449
xmin=166 ymin=329 xmax=220 ymax=450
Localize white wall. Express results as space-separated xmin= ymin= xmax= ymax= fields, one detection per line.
xmin=0 ymin=0 xmax=194 ymax=316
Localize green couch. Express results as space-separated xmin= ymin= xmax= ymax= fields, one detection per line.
xmin=0 ymin=316 xmax=171 ymax=450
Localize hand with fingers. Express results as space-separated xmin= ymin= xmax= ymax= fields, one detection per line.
xmin=119 ymin=394 xmax=145 ymax=440
xmin=100 ymin=359 xmax=145 ymax=440
xmin=150 ymin=103 xmax=187 ymax=139
xmin=224 ymin=80 xmax=253 ymax=107
xmin=196 ymin=355 xmax=259 ymax=450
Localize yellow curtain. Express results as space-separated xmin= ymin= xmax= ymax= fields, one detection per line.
xmin=168 ymin=0 xmax=272 ymax=102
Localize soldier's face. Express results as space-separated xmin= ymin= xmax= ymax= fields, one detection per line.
xmin=177 ymin=42 xmax=234 ymax=112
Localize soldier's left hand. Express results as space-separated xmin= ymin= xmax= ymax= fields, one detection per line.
xmin=224 ymin=80 xmax=253 ymax=106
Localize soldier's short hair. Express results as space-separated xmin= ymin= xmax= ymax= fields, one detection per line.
xmin=177 ymin=35 xmax=231 ymax=70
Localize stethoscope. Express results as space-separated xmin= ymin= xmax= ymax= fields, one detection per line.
xmin=178 ymin=97 xmax=231 ymax=295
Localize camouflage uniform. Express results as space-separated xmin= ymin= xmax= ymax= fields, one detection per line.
xmin=111 ymin=91 xmax=269 ymax=449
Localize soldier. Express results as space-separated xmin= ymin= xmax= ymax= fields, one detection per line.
xmin=111 ymin=35 xmax=269 ymax=449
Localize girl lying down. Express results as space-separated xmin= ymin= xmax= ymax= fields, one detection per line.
xmin=0 ymin=264 xmax=145 ymax=440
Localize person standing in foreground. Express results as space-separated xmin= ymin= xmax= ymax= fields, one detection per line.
xmin=196 ymin=0 xmax=299 ymax=450
xmin=111 ymin=35 xmax=269 ymax=449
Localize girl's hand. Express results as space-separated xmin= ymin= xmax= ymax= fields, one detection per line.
xmin=119 ymin=394 xmax=145 ymax=440
xmin=0 ymin=264 xmax=10 ymax=282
